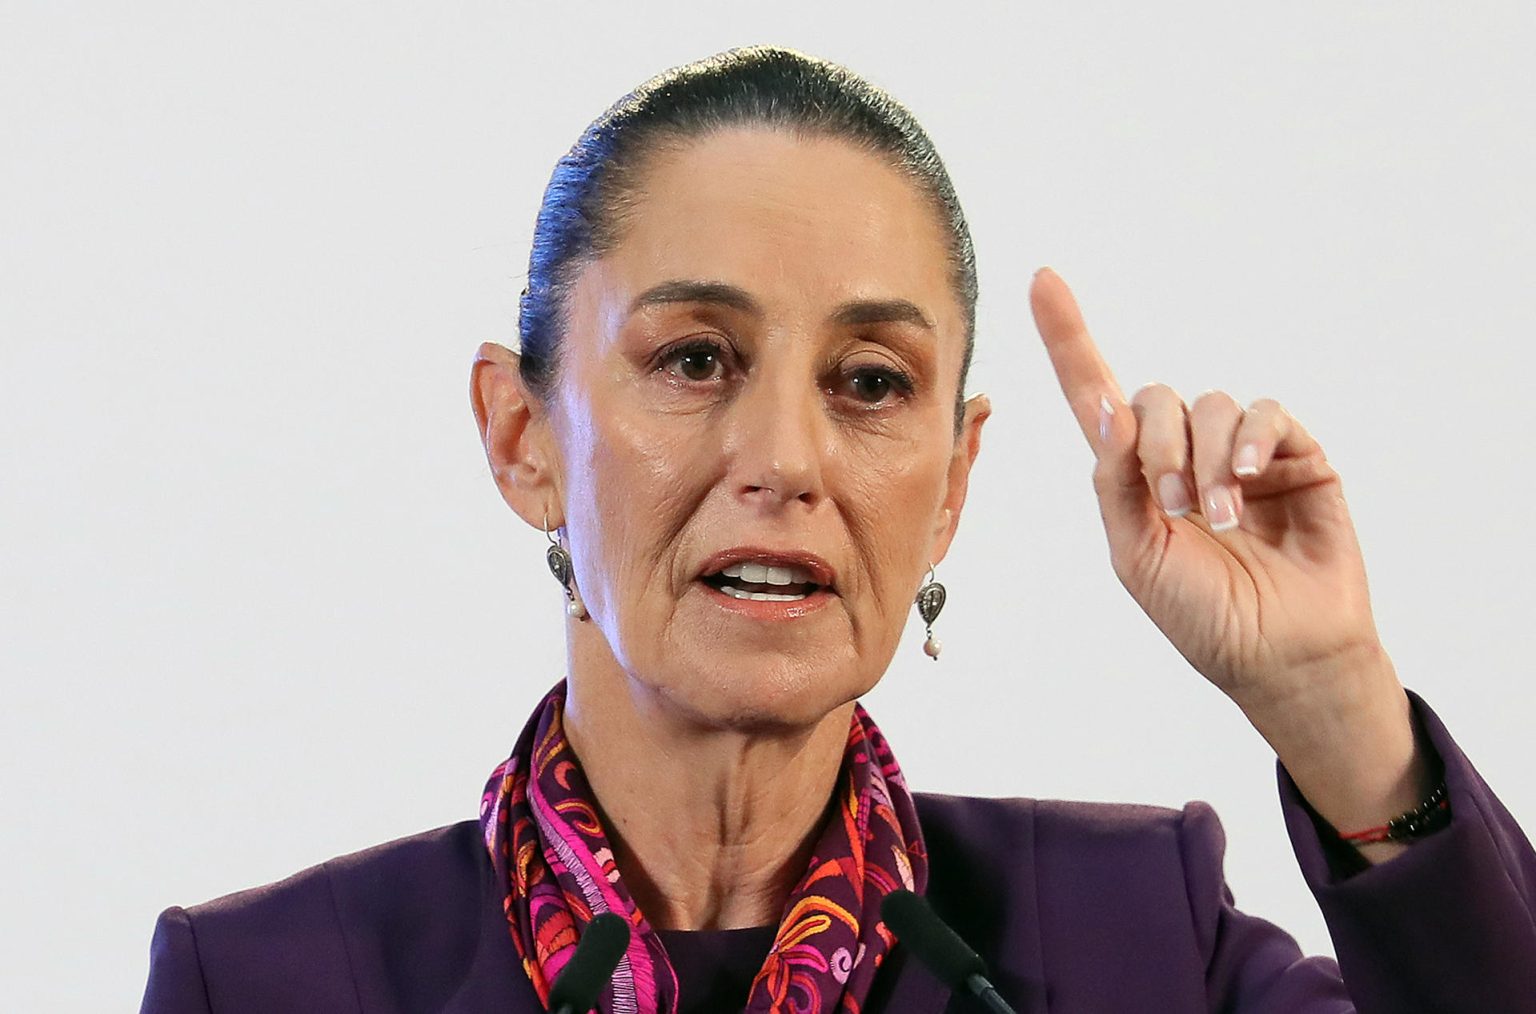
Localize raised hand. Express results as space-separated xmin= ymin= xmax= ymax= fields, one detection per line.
xmin=1029 ymin=266 xmax=1435 ymax=862
xmin=1028 ymin=266 xmax=1378 ymax=712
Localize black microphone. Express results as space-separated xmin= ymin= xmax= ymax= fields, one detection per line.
xmin=547 ymin=911 xmax=632 ymax=1014
xmin=881 ymin=890 xmax=1018 ymax=1014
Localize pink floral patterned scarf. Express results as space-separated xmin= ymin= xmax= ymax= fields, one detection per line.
xmin=479 ymin=679 xmax=928 ymax=1013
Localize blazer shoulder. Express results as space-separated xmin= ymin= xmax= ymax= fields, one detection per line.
xmin=157 ymin=820 xmax=486 ymax=1012
xmin=319 ymin=818 xmax=486 ymax=897
xmin=183 ymin=819 xmax=483 ymax=924
xmin=914 ymin=791 xmax=1214 ymax=918
xmin=1033 ymin=795 xmax=1193 ymax=848
xmin=914 ymin=790 xmax=1193 ymax=854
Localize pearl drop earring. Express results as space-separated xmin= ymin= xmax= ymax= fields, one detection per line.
xmin=915 ymin=563 xmax=946 ymax=660
xmin=543 ymin=511 xmax=587 ymax=620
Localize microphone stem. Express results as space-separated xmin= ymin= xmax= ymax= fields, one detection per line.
xmin=965 ymin=972 xmax=1019 ymax=1014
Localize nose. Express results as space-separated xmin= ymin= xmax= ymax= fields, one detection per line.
xmin=722 ymin=364 xmax=828 ymax=511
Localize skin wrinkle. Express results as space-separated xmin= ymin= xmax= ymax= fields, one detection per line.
xmin=473 ymin=127 xmax=991 ymax=930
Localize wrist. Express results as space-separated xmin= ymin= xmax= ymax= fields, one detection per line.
xmin=1244 ymin=654 xmax=1441 ymax=861
xmin=1336 ymin=780 xmax=1450 ymax=845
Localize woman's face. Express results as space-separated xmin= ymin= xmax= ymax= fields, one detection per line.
xmin=542 ymin=128 xmax=987 ymax=729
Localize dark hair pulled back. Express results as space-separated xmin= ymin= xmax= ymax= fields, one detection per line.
xmin=518 ymin=45 xmax=979 ymax=433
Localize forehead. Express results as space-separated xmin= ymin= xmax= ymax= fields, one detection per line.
xmin=589 ymin=127 xmax=960 ymax=329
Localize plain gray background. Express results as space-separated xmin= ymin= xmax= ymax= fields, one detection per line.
xmin=3 ymin=2 xmax=1533 ymax=1009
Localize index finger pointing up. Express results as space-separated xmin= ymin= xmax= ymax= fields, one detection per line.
xmin=1030 ymin=267 xmax=1127 ymax=453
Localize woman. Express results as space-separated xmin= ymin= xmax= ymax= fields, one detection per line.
xmin=140 ymin=46 xmax=1536 ymax=1013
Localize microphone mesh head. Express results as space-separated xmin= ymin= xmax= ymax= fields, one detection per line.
xmin=547 ymin=912 xmax=632 ymax=1012
xmin=881 ymin=889 xmax=987 ymax=989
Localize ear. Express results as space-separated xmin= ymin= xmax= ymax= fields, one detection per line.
xmin=928 ymin=392 xmax=992 ymax=564
xmin=470 ymin=341 xmax=561 ymax=529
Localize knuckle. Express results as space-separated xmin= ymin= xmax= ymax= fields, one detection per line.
xmin=1130 ymin=381 xmax=1185 ymax=411
xmin=1247 ymin=396 xmax=1282 ymax=414
xmin=1132 ymin=380 xmax=1180 ymax=406
xmin=1191 ymin=388 xmax=1240 ymax=415
xmin=1090 ymin=457 xmax=1117 ymax=492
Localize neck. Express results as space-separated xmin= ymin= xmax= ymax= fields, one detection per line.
xmin=561 ymin=656 xmax=852 ymax=932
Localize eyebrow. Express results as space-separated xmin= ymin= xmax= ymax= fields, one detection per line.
xmin=628 ymin=279 xmax=934 ymax=331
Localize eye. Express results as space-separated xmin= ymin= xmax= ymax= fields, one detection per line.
xmin=658 ymin=338 xmax=730 ymax=384
xmin=839 ymin=364 xmax=915 ymax=406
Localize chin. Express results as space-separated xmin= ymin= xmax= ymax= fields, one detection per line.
xmin=657 ymin=650 xmax=866 ymax=733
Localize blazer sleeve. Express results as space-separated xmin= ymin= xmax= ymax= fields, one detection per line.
xmin=1276 ymin=687 xmax=1536 ymax=1012
xmin=1177 ymin=687 xmax=1536 ymax=1014
xmin=139 ymin=906 xmax=213 ymax=1014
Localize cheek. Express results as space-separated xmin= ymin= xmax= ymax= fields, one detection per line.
xmin=562 ymin=406 xmax=713 ymax=610
xmin=836 ymin=431 xmax=953 ymax=609
xmin=813 ymin=438 xmax=951 ymax=699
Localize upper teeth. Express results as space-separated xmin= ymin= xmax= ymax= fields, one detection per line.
xmin=719 ymin=561 xmax=817 ymax=586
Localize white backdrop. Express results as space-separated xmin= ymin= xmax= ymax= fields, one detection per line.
xmin=3 ymin=3 xmax=1534 ymax=1009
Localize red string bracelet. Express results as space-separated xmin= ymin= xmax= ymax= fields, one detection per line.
xmin=1337 ymin=781 xmax=1450 ymax=845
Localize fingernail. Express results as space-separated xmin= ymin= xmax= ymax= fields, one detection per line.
xmin=1098 ymin=395 xmax=1114 ymax=446
xmin=1233 ymin=444 xmax=1260 ymax=477
xmin=1157 ymin=473 xmax=1192 ymax=517
xmin=1205 ymin=485 xmax=1240 ymax=531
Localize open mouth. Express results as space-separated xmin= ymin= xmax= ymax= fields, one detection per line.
xmin=699 ymin=561 xmax=825 ymax=602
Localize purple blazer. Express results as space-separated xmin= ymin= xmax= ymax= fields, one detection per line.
xmin=140 ymin=690 xmax=1536 ymax=1012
